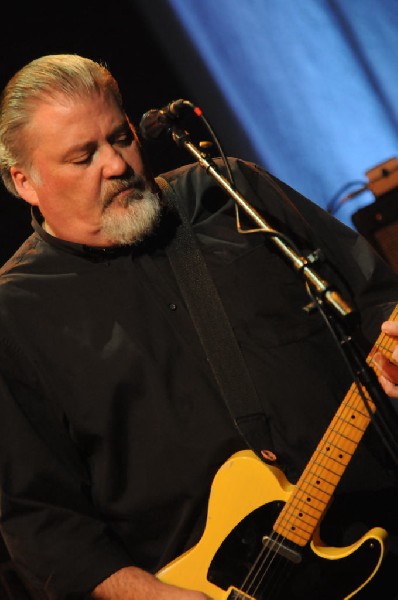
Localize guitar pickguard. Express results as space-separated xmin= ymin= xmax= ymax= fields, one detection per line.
xmin=208 ymin=500 xmax=384 ymax=599
xmin=158 ymin=450 xmax=387 ymax=600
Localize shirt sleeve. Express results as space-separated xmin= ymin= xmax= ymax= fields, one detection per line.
xmin=0 ymin=364 xmax=133 ymax=600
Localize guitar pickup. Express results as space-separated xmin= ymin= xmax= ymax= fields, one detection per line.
xmin=262 ymin=536 xmax=302 ymax=564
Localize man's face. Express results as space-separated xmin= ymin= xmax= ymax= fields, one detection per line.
xmin=11 ymin=91 xmax=160 ymax=246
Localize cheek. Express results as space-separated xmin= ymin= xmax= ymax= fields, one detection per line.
xmin=34 ymin=173 xmax=80 ymax=213
xmin=31 ymin=164 xmax=66 ymax=195
xmin=41 ymin=170 xmax=91 ymax=198
xmin=37 ymin=184 xmax=70 ymax=213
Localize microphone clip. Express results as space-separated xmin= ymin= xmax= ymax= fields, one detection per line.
xmin=140 ymin=99 xmax=190 ymax=141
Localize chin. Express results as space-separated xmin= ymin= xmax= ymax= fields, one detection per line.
xmin=101 ymin=190 xmax=161 ymax=246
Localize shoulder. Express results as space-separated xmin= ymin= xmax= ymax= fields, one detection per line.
xmin=157 ymin=157 xmax=274 ymax=222
xmin=0 ymin=234 xmax=41 ymax=284
xmin=0 ymin=233 xmax=58 ymax=314
xmin=159 ymin=157 xmax=262 ymax=187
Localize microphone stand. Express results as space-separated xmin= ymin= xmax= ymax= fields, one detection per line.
xmin=168 ymin=124 xmax=398 ymax=469
xmin=170 ymin=126 xmax=353 ymax=320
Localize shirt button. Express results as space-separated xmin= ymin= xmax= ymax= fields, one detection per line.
xmin=168 ymin=303 xmax=177 ymax=311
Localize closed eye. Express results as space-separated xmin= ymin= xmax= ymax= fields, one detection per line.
xmin=67 ymin=141 xmax=96 ymax=165
xmin=113 ymin=129 xmax=134 ymax=147
xmin=72 ymin=153 xmax=94 ymax=165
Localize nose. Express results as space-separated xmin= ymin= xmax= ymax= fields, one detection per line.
xmin=102 ymin=144 xmax=130 ymax=179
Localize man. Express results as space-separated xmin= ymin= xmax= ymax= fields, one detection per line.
xmin=0 ymin=54 xmax=398 ymax=600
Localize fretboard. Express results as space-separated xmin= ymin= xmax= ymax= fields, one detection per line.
xmin=273 ymin=305 xmax=398 ymax=546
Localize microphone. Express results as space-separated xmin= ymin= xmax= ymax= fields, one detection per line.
xmin=139 ymin=99 xmax=202 ymax=141
xmin=139 ymin=99 xmax=186 ymax=140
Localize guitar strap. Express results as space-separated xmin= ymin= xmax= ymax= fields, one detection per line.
xmin=2 ymin=176 xmax=273 ymax=480
xmin=156 ymin=176 xmax=275 ymax=461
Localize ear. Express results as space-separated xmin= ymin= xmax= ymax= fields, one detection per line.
xmin=10 ymin=166 xmax=40 ymax=206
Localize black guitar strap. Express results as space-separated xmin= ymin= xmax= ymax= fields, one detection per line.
xmin=1 ymin=176 xmax=273 ymax=478
xmin=156 ymin=176 xmax=274 ymax=460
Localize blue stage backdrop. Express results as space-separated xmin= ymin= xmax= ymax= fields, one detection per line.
xmin=135 ymin=0 xmax=398 ymax=228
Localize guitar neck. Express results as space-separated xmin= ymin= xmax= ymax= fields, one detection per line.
xmin=273 ymin=305 xmax=398 ymax=546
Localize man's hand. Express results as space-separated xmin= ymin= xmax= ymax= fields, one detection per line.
xmin=91 ymin=566 xmax=210 ymax=600
xmin=373 ymin=320 xmax=398 ymax=398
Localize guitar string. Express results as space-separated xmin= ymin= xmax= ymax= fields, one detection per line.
xmin=241 ymin=531 xmax=294 ymax=598
xmin=240 ymin=395 xmax=367 ymax=597
xmin=245 ymin=326 xmax=395 ymax=597
xmin=242 ymin=389 xmax=371 ymax=597
xmin=268 ymin=322 xmax=394 ymax=545
xmin=247 ymin=383 xmax=373 ymax=597
xmin=238 ymin=321 xmax=395 ymax=598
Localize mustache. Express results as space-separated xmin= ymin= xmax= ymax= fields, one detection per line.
xmin=103 ymin=175 xmax=147 ymax=208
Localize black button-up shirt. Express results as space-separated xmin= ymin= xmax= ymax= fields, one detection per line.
xmin=1 ymin=158 xmax=398 ymax=599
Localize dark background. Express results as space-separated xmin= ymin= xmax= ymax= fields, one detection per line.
xmin=0 ymin=0 xmax=196 ymax=266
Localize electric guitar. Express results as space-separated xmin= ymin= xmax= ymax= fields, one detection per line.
xmin=158 ymin=308 xmax=398 ymax=599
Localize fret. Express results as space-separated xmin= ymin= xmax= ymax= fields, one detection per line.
xmin=273 ymin=307 xmax=397 ymax=547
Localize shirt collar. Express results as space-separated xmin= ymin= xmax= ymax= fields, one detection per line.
xmin=31 ymin=206 xmax=134 ymax=261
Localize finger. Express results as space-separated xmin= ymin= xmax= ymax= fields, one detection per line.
xmin=378 ymin=374 xmax=398 ymax=398
xmin=381 ymin=320 xmax=398 ymax=337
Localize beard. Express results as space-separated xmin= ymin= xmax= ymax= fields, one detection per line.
xmin=100 ymin=177 xmax=162 ymax=246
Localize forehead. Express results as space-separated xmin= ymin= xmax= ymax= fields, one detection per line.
xmin=34 ymin=90 xmax=123 ymax=124
xmin=25 ymin=92 xmax=127 ymax=153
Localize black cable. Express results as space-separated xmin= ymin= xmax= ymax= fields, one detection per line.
xmin=164 ymin=100 xmax=398 ymax=469
xmin=326 ymin=179 xmax=367 ymax=215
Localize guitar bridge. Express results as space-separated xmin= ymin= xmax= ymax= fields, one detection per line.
xmin=262 ymin=536 xmax=302 ymax=564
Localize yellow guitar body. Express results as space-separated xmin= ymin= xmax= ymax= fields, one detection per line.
xmin=158 ymin=307 xmax=398 ymax=598
xmin=157 ymin=450 xmax=387 ymax=599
